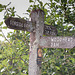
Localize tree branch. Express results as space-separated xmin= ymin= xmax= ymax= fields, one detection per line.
xmin=1 ymin=30 xmax=12 ymax=45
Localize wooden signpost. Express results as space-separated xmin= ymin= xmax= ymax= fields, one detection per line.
xmin=5 ymin=9 xmax=75 ymax=75
xmin=5 ymin=17 xmax=57 ymax=36
xmin=44 ymin=24 xmax=57 ymax=36
xmin=5 ymin=17 xmax=34 ymax=32
xmin=40 ymin=36 xmax=75 ymax=48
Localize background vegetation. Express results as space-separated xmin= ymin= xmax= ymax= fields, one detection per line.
xmin=0 ymin=0 xmax=75 ymax=75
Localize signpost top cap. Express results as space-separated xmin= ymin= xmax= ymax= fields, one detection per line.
xmin=30 ymin=9 xmax=44 ymax=16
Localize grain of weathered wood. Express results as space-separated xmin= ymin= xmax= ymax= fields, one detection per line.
xmin=29 ymin=9 xmax=44 ymax=75
xmin=5 ymin=17 xmax=57 ymax=36
xmin=40 ymin=36 xmax=75 ymax=48
xmin=5 ymin=17 xmax=34 ymax=32
xmin=44 ymin=24 xmax=57 ymax=36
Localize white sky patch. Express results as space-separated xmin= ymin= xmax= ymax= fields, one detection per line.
xmin=0 ymin=67 xmax=6 ymax=72
xmin=0 ymin=0 xmax=29 ymax=41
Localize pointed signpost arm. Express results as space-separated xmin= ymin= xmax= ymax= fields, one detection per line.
xmin=29 ymin=9 xmax=44 ymax=75
xmin=5 ymin=17 xmax=57 ymax=36
xmin=40 ymin=36 xmax=75 ymax=49
xmin=5 ymin=17 xmax=34 ymax=32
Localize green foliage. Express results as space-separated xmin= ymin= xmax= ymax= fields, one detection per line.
xmin=4 ymin=7 xmax=16 ymax=19
xmin=29 ymin=0 xmax=34 ymax=3
xmin=27 ymin=0 xmax=44 ymax=13
xmin=0 ymin=0 xmax=75 ymax=75
xmin=0 ymin=31 xmax=29 ymax=75
xmin=0 ymin=4 xmax=6 ymax=12
xmin=42 ymin=48 xmax=75 ymax=75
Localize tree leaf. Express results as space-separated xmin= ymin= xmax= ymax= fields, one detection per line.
xmin=0 ymin=34 xmax=2 ymax=36
xmin=0 ymin=4 xmax=6 ymax=8
xmin=2 ymin=26 xmax=7 ymax=29
xmin=37 ymin=0 xmax=43 ymax=7
xmin=0 ymin=21 xmax=3 ymax=26
xmin=29 ymin=0 xmax=34 ymax=3
xmin=0 ymin=4 xmax=3 ymax=8
xmin=0 ymin=8 xmax=4 ymax=12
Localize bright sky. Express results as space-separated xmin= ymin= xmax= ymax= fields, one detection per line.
xmin=0 ymin=0 xmax=30 ymax=41
xmin=0 ymin=0 xmax=49 ymax=41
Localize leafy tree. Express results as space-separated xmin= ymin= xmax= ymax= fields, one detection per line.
xmin=0 ymin=0 xmax=75 ymax=75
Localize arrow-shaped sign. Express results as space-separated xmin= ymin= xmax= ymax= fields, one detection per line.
xmin=5 ymin=17 xmax=34 ymax=32
xmin=40 ymin=36 xmax=75 ymax=48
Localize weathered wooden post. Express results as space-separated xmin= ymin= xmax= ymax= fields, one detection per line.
xmin=29 ymin=9 xmax=44 ymax=75
xmin=5 ymin=9 xmax=75 ymax=75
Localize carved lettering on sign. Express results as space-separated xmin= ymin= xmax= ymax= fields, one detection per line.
xmin=44 ymin=24 xmax=58 ymax=36
xmin=50 ymin=37 xmax=73 ymax=48
xmin=5 ymin=17 xmax=58 ymax=36
xmin=40 ymin=36 xmax=75 ymax=48
xmin=5 ymin=17 xmax=34 ymax=32
xmin=10 ymin=20 xmax=24 ymax=27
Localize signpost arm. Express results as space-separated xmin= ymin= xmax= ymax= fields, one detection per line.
xmin=29 ymin=10 xmax=44 ymax=75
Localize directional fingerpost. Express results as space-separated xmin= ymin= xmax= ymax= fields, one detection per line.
xmin=5 ymin=17 xmax=57 ymax=36
xmin=5 ymin=17 xmax=34 ymax=32
xmin=40 ymin=36 xmax=75 ymax=48
xmin=5 ymin=9 xmax=75 ymax=75
xmin=44 ymin=24 xmax=57 ymax=36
